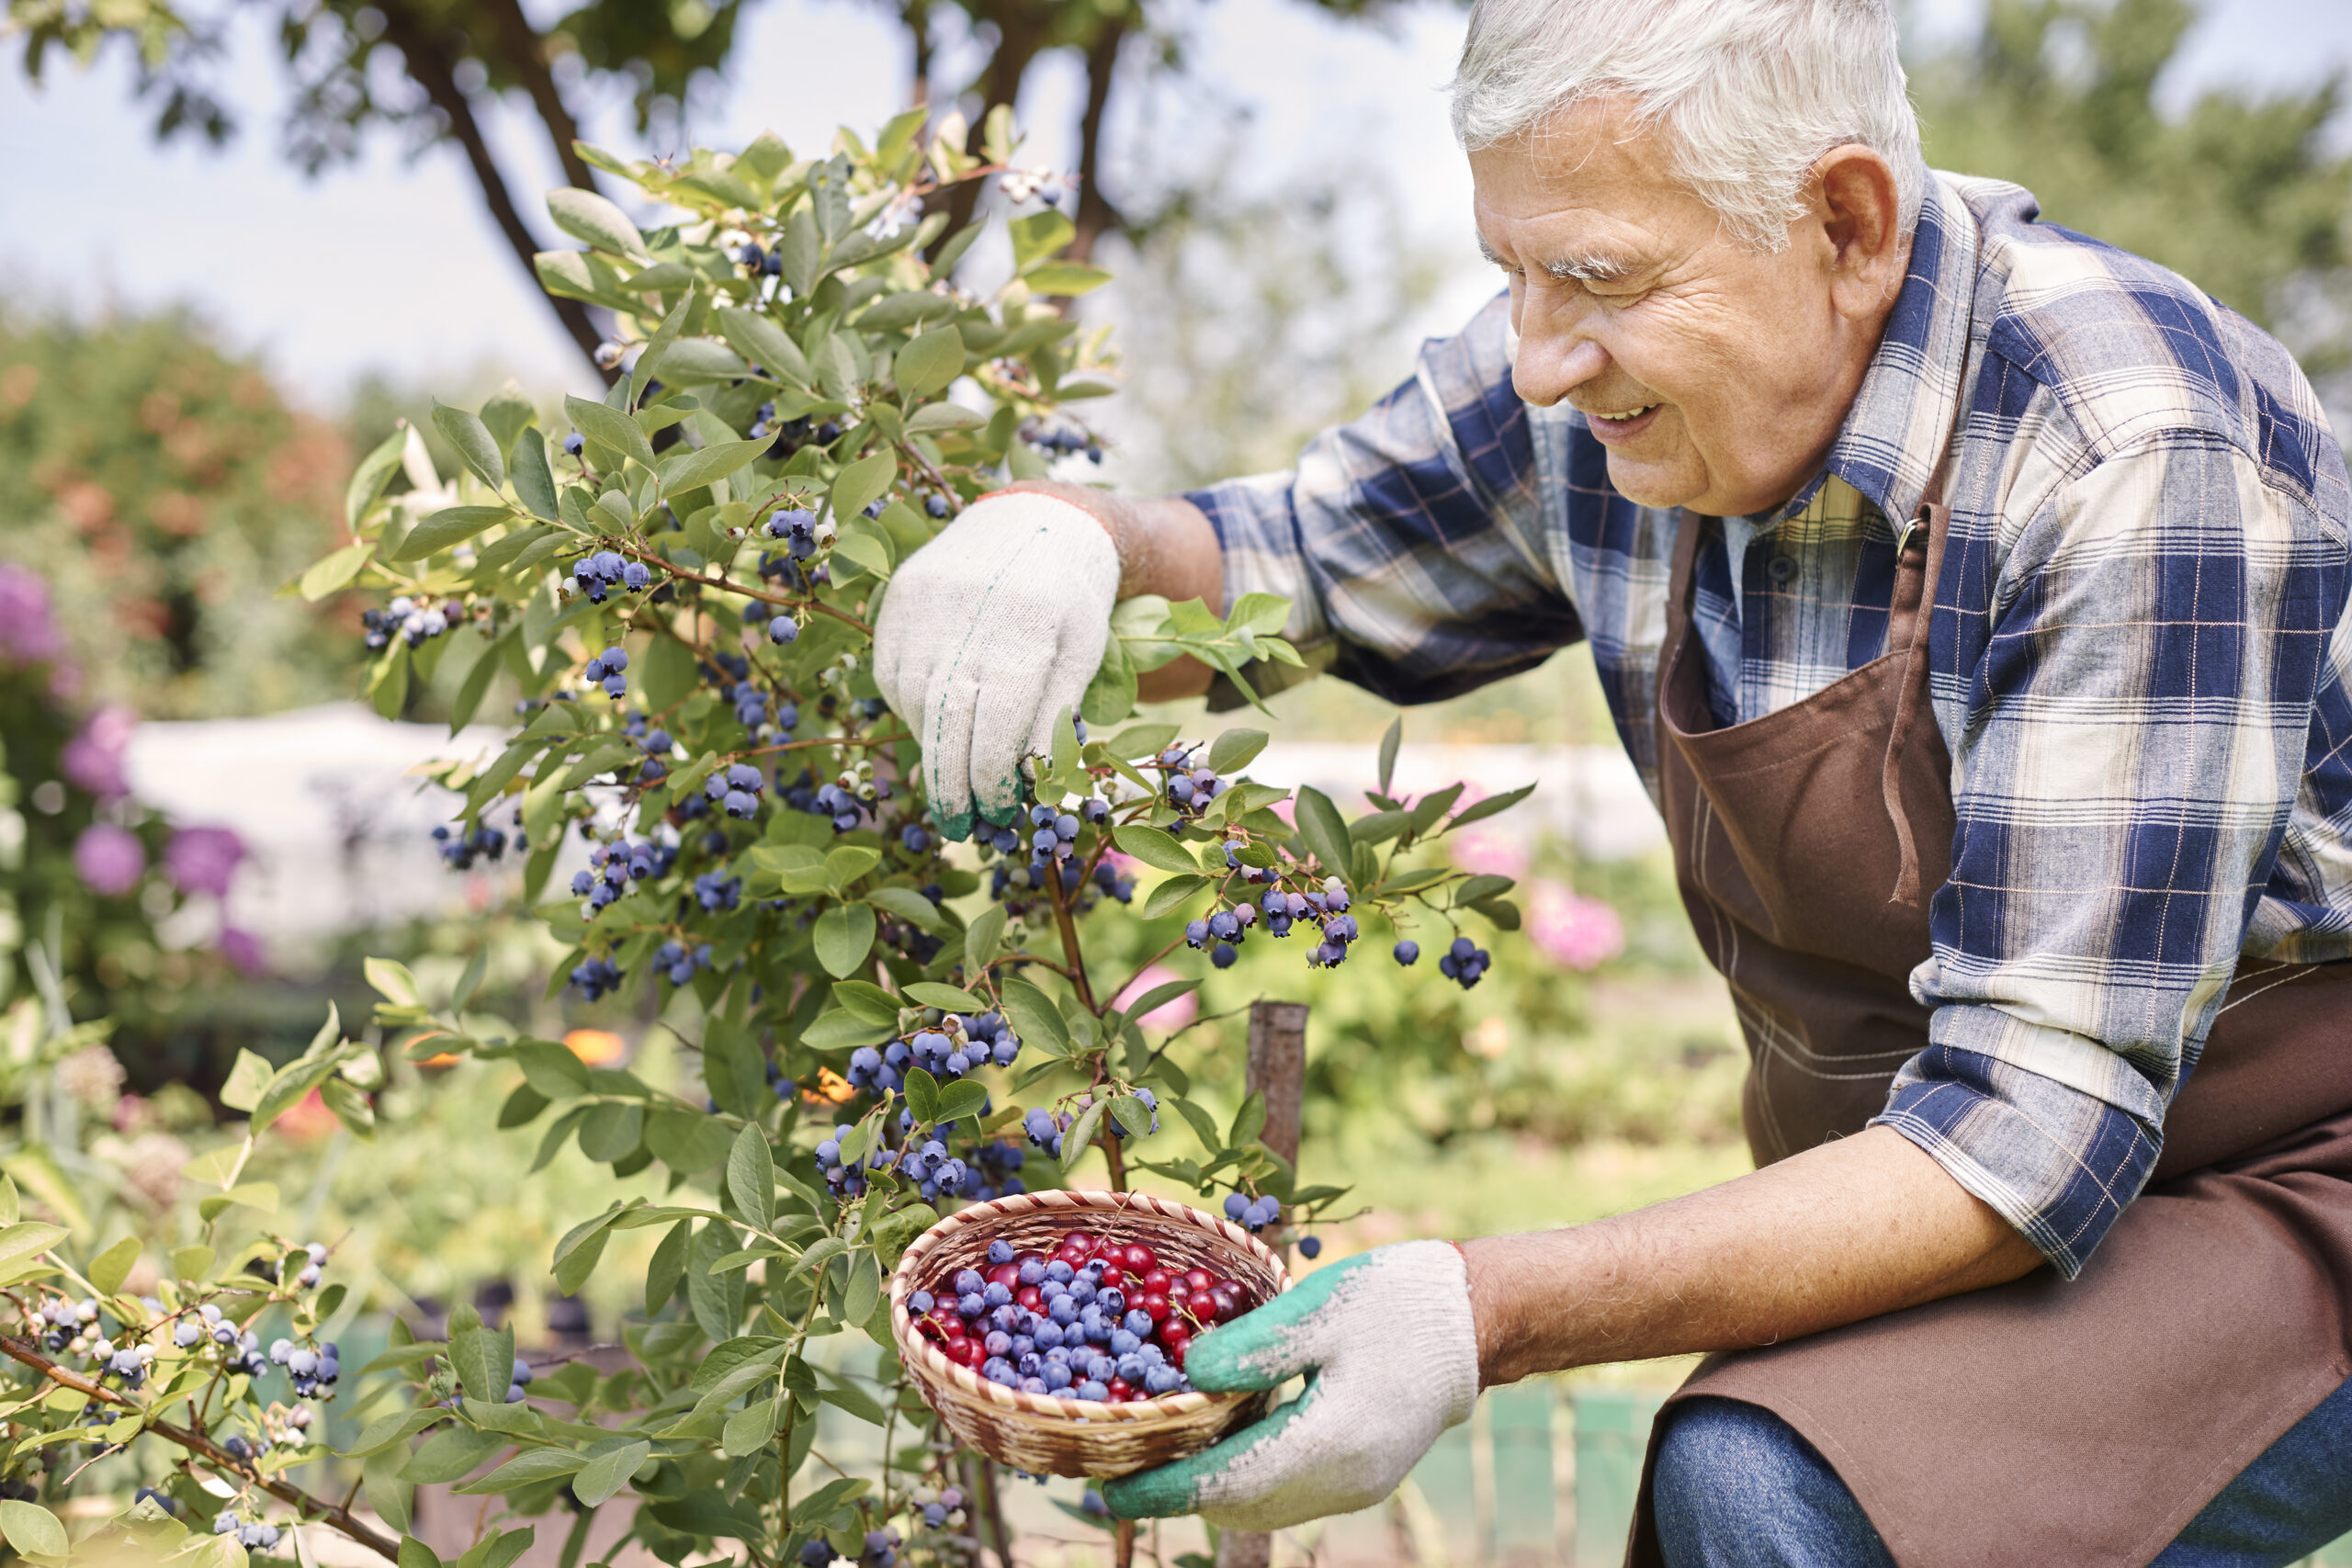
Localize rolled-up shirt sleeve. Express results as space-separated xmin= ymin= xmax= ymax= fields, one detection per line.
xmin=1183 ymin=293 xmax=1582 ymax=705
xmin=1872 ymin=434 xmax=2352 ymax=1277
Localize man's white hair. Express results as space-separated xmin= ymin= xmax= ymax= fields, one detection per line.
xmin=1449 ymin=0 xmax=1926 ymax=252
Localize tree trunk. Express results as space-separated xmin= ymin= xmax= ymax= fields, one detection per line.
xmin=1067 ymin=12 xmax=1131 ymax=264
xmin=475 ymin=0 xmax=606 ymax=197
xmin=375 ymin=0 xmax=610 ymax=376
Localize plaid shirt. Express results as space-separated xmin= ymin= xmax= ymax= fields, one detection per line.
xmin=1191 ymin=172 xmax=2352 ymax=1279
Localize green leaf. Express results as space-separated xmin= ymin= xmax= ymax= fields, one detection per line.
xmin=1470 ymin=896 xmax=1522 ymax=931
xmin=447 ymin=1303 xmax=515 ymax=1405
xmin=0 ymin=1502 xmax=66 ymax=1562
xmin=403 ymin=1426 xmax=505 ymax=1484
xmin=1294 ymin=786 xmax=1354 ymax=885
xmin=901 ymin=1066 xmax=940 ymax=1125
xmin=657 ymin=438 xmax=769 ymax=497
xmin=220 ymin=1048 xmax=274 ymax=1113
xmin=1114 ymin=824 xmax=1200 ymax=875
xmin=641 ymin=634 xmax=696 ymax=713
xmin=632 ymin=285 xmax=695 ymax=396
xmin=729 ymin=1124 xmax=775 ymax=1234
xmin=779 ymin=209 xmax=820 ymax=296
xmin=571 ymin=1439 xmax=650 ymax=1508
xmin=565 ymin=394 xmax=657 ymax=471
xmin=300 ymin=541 xmax=370 ymax=602
xmin=906 ymin=402 xmax=985 ymax=434
xmin=1011 ymin=209 xmax=1076 ymax=270
xmin=1110 ymin=1095 xmax=1154 ymax=1137
xmin=1116 ymin=978 xmax=1199 ymax=1029
xmin=341 ymin=1408 xmax=447 ymax=1460
xmin=0 ymin=1223 xmax=64 ymax=1283
xmin=1377 ymin=716 xmax=1403 ymax=796
xmin=1142 ymin=874 xmax=1211 ymax=919
xmin=1060 ymin=1101 xmax=1105 ymax=1174
xmin=345 ymin=426 xmax=408 ymax=531
xmin=842 ymin=1250 xmax=883 ymax=1332
xmin=86 ymin=1237 xmax=137 ymax=1295
xmin=458 ymin=1527 xmax=537 ymax=1568
xmin=933 ymin=1079 xmax=989 ymax=1123
xmin=895 ymin=326 xmax=966 ymax=400
xmin=1446 ymin=782 xmax=1539 ymax=831
xmin=648 ymin=1218 xmax=692 ymax=1317
xmin=548 ymin=186 xmax=648 ymax=260
xmin=433 ymin=400 xmax=506 ymax=491
xmin=831 ymin=523 xmax=894 ymax=581
xmin=722 ymin=1398 xmax=779 ymax=1457
xmin=831 ymin=981 xmax=901 ymax=1027
xmin=1407 ymin=782 xmax=1467 ymax=838
xmin=1453 ymin=874 xmax=1517 ymax=906
xmin=515 ymin=1038 xmax=591 ymax=1099
xmin=714 ymin=306 xmax=811 ymax=387
xmin=1228 ymin=1090 xmax=1268 ymax=1149
xmin=197 ymin=1183 xmax=277 ymax=1224
xmin=903 ymin=982 xmax=985 ymax=1012
xmin=813 ymin=903 xmax=877 ymax=978
xmin=511 ymin=427 xmax=560 ymax=522
xmin=1175 ymin=1098 xmax=1222 ymax=1154
xmin=998 ymin=976 xmax=1070 ymax=1056
xmin=1207 ymin=728 xmax=1268 ymax=774
xmin=1023 ymin=262 xmax=1113 ymax=296
xmin=964 ymin=904 xmax=1007 ymax=977
xmin=454 ymin=1449 xmax=585 ymax=1497
xmin=831 ymin=449 xmax=896 ymax=525
xmin=390 ymin=505 xmax=515 ymax=563
xmin=399 ymin=1535 xmax=444 ymax=1568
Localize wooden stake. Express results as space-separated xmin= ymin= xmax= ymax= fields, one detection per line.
xmin=1215 ymin=1000 xmax=1309 ymax=1568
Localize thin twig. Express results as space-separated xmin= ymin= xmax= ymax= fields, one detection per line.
xmin=0 ymin=1336 xmax=401 ymax=1562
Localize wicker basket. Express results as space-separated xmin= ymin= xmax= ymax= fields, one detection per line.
xmin=890 ymin=1189 xmax=1289 ymax=1479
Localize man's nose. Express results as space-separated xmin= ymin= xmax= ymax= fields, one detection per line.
xmin=1512 ymin=327 xmax=1609 ymax=409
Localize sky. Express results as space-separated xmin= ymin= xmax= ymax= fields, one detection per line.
xmin=3 ymin=0 xmax=2350 ymax=405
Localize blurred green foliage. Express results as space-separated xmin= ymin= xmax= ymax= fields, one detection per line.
xmin=1916 ymin=0 xmax=2351 ymax=367
xmin=0 ymin=308 xmax=363 ymax=719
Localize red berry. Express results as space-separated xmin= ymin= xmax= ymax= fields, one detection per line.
xmin=933 ymin=1312 xmax=967 ymax=1338
xmin=1097 ymin=1264 xmax=1125 ymax=1289
xmin=1162 ymin=1334 xmax=1190 ymax=1369
xmin=1107 ymin=1378 xmax=1136 ymax=1402
xmin=1059 ymin=1231 xmax=1094 ymax=1256
xmin=1016 ymin=1286 xmax=1043 ymax=1313
xmin=1140 ymin=1269 xmax=1174 ymax=1294
xmin=988 ymin=1263 xmax=1021 ymax=1289
xmin=1183 ymin=1268 xmax=1214 ymax=1292
xmin=943 ymin=1338 xmax=983 ymax=1368
xmin=1139 ymin=1292 xmax=1171 ymax=1325
xmin=1123 ymin=1244 xmax=1156 ymax=1272
xmin=1206 ymin=1288 xmax=1239 ymax=1323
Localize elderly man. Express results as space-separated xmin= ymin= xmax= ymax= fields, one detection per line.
xmin=874 ymin=0 xmax=2352 ymax=1561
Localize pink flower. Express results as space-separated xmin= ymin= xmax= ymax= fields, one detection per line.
xmin=1112 ymin=964 xmax=1198 ymax=1032
xmin=1450 ymin=826 xmax=1530 ymax=881
xmin=164 ymin=825 xmax=245 ymax=897
xmin=1527 ymin=880 xmax=1624 ymax=971
xmin=0 ymin=567 xmax=62 ymax=664
xmin=219 ymin=927 xmax=268 ymax=976
xmin=62 ymin=705 xmax=137 ymax=801
xmin=74 ymin=823 xmax=146 ymax=897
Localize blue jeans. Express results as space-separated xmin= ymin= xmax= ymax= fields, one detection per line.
xmin=1654 ymin=1379 xmax=2352 ymax=1568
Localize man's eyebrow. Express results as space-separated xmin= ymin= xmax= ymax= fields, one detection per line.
xmin=1474 ymin=234 xmax=1638 ymax=284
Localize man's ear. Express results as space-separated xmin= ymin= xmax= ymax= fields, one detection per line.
xmin=1812 ymin=145 xmax=1906 ymax=318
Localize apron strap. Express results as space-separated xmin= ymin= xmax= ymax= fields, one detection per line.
xmin=1883 ymin=497 xmax=1951 ymax=908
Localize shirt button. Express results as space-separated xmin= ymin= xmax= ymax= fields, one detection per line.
xmin=1767 ymin=554 xmax=1799 ymax=584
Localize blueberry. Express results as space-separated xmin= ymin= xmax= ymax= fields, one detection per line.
xmin=1394 ymin=940 xmax=1419 ymax=966
xmin=1212 ymin=942 xmax=1238 ymax=968
xmin=769 ymin=615 xmax=800 ymax=644
xmin=989 ymin=1239 xmax=1014 ymax=1266
xmin=1299 ymin=1235 xmax=1323 ymax=1258
xmin=1224 ymin=1192 xmax=1249 ymax=1221
xmin=563 ymin=433 xmax=584 ymax=457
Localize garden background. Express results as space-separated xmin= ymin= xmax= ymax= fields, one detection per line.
xmin=3 ymin=0 xmax=2352 ymax=1562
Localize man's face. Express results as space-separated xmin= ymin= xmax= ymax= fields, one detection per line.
xmin=1471 ymin=100 xmax=1883 ymax=517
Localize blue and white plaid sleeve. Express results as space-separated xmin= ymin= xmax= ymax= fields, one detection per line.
xmin=1183 ymin=294 xmax=1583 ymax=705
xmin=1875 ymin=434 xmax=2352 ymax=1277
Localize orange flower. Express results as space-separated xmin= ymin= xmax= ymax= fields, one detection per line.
xmin=564 ymin=1028 xmax=627 ymax=1066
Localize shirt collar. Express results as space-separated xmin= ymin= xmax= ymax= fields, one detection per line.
xmin=1775 ymin=172 xmax=1982 ymax=530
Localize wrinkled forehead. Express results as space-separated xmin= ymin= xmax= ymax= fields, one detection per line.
xmin=1467 ymin=100 xmax=1713 ymax=265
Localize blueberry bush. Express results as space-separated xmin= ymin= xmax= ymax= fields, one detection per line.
xmin=0 ymin=112 xmax=1525 ymax=1565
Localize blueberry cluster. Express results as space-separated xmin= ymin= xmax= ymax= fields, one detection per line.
xmin=693 ymin=871 xmax=741 ymax=911
xmin=704 ymin=761 xmax=767 ymax=819
xmin=570 ymin=549 xmax=651 ymax=603
xmin=913 ymin=1483 xmax=968 ymax=1530
xmin=266 ymin=1333 xmax=342 ymax=1401
xmin=1156 ymin=748 xmax=1226 ymax=817
xmin=813 ymin=1123 xmax=885 ymax=1198
xmin=737 ymin=242 xmax=786 ymax=278
xmin=506 ymin=1359 xmax=536 ymax=1403
xmin=574 ymin=836 xmax=676 ymax=911
xmin=431 ymin=822 xmax=510 ymax=870
xmin=1022 ymin=423 xmax=1103 ymax=464
xmin=1438 ymin=935 xmax=1492 ymax=989
xmin=861 ymin=1528 xmax=902 ymax=1568
xmin=637 ymin=725 xmax=673 ymax=784
xmin=213 ymin=1512 xmax=283 ymax=1552
xmin=31 ymin=1294 xmax=94 ymax=1353
xmin=1024 ymin=799 xmax=1108 ymax=867
xmin=850 ymin=1011 xmax=1021 ymax=1096
xmin=1183 ymin=874 xmax=1358 ymax=968
xmin=290 ymin=1239 xmax=330 ymax=1290
xmin=764 ymin=507 xmax=819 ymax=558
xmin=583 ymin=646 xmax=629 ymax=700
xmin=914 ymin=1233 xmax=1245 ymax=1400
xmin=893 ymin=1138 xmax=969 ymax=1201
xmin=166 ymin=1304 xmax=270 ymax=1376
xmin=730 ymin=678 xmax=788 ymax=732
xmin=654 ymin=940 xmax=714 ymax=986
xmin=363 ymin=595 xmax=461 ymax=650
xmin=1222 ymin=1192 xmax=1283 ymax=1233
xmin=568 ymin=954 xmax=623 ymax=1000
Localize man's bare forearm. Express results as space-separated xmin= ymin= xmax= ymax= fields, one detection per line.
xmin=1462 ymin=1125 xmax=2044 ymax=1386
xmin=1006 ymin=480 xmax=1224 ymax=700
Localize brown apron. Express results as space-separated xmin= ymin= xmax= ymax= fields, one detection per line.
xmin=1624 ymin=495 xmax=2352 ymax=1568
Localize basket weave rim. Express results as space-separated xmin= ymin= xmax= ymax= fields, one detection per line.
xmin=889 ymin=1188 xmax=1289 ymax=1425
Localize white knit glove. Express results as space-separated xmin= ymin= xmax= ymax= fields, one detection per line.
xmin=1103 ymin=1241 xmax=1480 ymax=1530
xmin=871 ymin=491 xmax=1118 ymax=840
